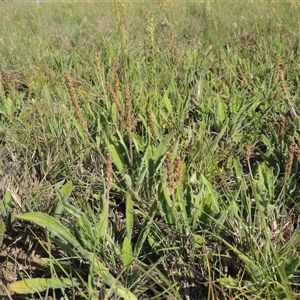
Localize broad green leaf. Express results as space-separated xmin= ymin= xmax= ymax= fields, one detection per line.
xmin=15 ymin=212 xmax=137 ymax=300
xmin=54 ymin=180 xmax=73 ymax=218
xmin=15 ymin=212 xmax=85 ymax=253
xmin=193 ymin=234 xmax=204 ymax=248
xmin=158 ymin=185 xmax=175 ymax=226
xmin=9 ymin=278 xmax=78 ymax=294
xmin=200 ymin=174 xmax=219 ymax=214
xmin=148 ymin=133 xmax=174 ymax=189
xmin=105 ymin=136 xmax=128 ymax=173
xmin=214 ymin=96 xmax=226 ymax=132
xmin=134 ymin=201 xmax=157 ymax=257
xmin=122 ymin=236 xmax=133 ymax=267
xmin=283 ymin=255 xmax=300 ymax=278
xmin=152 ymin=133 xmax=174 ymax=161
xmin=175 ymin=184 xmax=187 ymax=221
xmin=163 ymin=92 xmax=173 ymax=116
xmin=96 ymin=195 xmax=109 ymax=239
xmin=126 ymin=193 xmax=134 ymax=240
xmin=217 ymin=276 xmax=239 ymax=289
xmin=0 ymin=189 xmax=11 ymax=219
xmin=4 ymin=97 xmax=13 ymax=116
xmin=4 ymin=188 xmax=11 ymax=206
xmin=105 ymin=138 xmax=124 ymax=173
xmin=57 ymin=182 xmax=94 ymax=243
xmin=0 ymin=219 xmax=5 ymax=246
xmin=134 ymin=139 xmax=151 ymax=193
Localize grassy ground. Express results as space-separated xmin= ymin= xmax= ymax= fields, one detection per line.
xmin=1 ymin=1 xmax=300 ymax=299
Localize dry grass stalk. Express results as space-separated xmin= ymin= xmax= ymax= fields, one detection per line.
xmin=175 ymin=156 xmax=183 ymax=189
xmin=279 ymin=116 xmax=286 ymax=140
xmin=166 ymin=152 xmax=175 ymax=200
xmin=31 ymin=98 xmax=43 ymax=120
xmin=280 ymin=69 xmax=298 ymax=119
xmin=95 ymin=51 xmax=102 ymax=75
xmin=245 ymin=140 xmax=253 ymax=180
xmin=147 ymin=18 xmax=155 ymax=53
xmin=237 ymin=65 xmax=249 ymax=88
xmin=124 ymin=84 xmax=133 ymax=165
xmin=105 ymin=152 xmax=113 ymax=198
xmin=0 ymin=72 xmax=3 ymax=95
xmin=274 ymin=57 xmax=281 ymax=85
xmin=204 ymin=0 xmax=211 ymax=18
xmin=114 ymin=73 xmax=119 ymax=96
xmin=64 ymin=72 xmax=88 ymax=131
xmin=285 ymin=136 xmax=297 ymax=180
xmin=146 ymin=109 xmax=157 ymax=139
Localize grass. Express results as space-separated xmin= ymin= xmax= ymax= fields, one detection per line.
xmin=1 ymin=1 xmax=300 ymax=299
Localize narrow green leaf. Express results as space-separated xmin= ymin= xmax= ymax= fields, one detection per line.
xmin=71 ymin=116 xmax=86 ymax=142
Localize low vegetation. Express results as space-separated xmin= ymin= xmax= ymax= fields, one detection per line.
xmin=0 ymin=1 xmax=300 ymax=299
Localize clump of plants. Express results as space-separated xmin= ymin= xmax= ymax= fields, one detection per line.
xmin=0 ymin=1 xmax=300 ymax=299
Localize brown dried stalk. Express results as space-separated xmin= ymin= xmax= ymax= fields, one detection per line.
xmin=280 ymin=69 xmax=298 ymax=119
xmin=31 ymin=98 xmax=43 ymax=120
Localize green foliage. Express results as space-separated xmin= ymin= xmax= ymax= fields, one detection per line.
xmin=1 ymin=1 xmax=300 ymax=299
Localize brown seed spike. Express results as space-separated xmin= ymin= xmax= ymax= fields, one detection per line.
xmin=105 ymin=152 xmax=113 ymax=194
xmin=146 ymin=109 xmax=157 ymax=139
xmin=279 ymin=116 xmax=286 ymax=140
xmin=64 ymin=72 xmax=87 ymax=131
xmin=106 ymin=82 xmax=123 ymax=115
xmin=285 ymin=136 xmax=297 ymax=180
xmin=166 ymin=152 xmax=175 ymax=199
